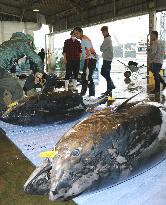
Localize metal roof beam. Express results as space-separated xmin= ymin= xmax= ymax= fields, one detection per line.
xmin=0 ymin=2 xmax=20 ymax=9
xmin=0 ymin=2 xmax=37 ymax=22
xmin=68 ymin=0 xmax=82 ymax=11
xmin=0 ymin=3 xmax=21 ymax=17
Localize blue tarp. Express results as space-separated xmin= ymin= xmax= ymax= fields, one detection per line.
xmin=1 ymin=115 xmax=166 ymax=205
xmin=1 ymin=70 xmax=166 ymax=204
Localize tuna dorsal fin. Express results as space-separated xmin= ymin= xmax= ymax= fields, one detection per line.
xmin=113 ymin=91 xmax=142 ymax=113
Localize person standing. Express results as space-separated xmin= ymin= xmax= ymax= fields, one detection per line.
xmin=73 ymin=27 xmax=97 ymax=97
xmin=100 ymin=26 xmax=115 ymax=96
xmin=63 ymin=31 xmax=82 ymax=91
xmin=150 ymin=31 xmax=166 ymax=93
xmin=38 ymin=48 xmax=45 ymax=64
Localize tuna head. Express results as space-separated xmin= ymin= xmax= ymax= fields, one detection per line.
xmin=24 ymin=113 xmax=112 ymax=200
xmin=24 ymin=158 xmax=52 ymax=195
xmin=49 ymin=139 xmax=99 ymax=200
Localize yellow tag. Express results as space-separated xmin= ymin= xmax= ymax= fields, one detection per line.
xmin=39 ymin=150 xmax=58 ymax=158
xmin=6 ymin=101 xmax=18 ymax=113
xmin=108 ymin=96 xmax=115 ymax=101
xmin=8 ymin=101 xmax=18 ymax=109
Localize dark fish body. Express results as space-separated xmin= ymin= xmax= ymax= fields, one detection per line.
xmin=0 ymin=91 xmax=106 ymax=125
xmin=24 ymin=102 xmax=166 ymax=200
xmin=0 ymin=92 xmax=85 ymax=125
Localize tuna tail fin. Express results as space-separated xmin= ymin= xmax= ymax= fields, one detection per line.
xmin=113 ymin=91 xmax=142 ymax=113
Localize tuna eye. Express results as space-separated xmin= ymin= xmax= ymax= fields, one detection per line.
xmin=36 ymin=178 xmax=47 ymax=186
xmin=71 ymin=149 xmax=80 ymax=157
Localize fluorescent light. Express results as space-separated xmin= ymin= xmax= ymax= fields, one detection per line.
xmin=33 ymin=9 xmax=39 ymax=12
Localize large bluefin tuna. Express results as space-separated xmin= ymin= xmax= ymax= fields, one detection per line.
xmin=24 ymin=101 xmax=166 ymax=200
xmin=0 ymin=91 xmax=106 ymax=125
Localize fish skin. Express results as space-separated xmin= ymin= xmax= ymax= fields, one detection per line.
xmin=0 ymin=91 xmax=107 ymax=125
xmin=0 ymin=92 xmax=85 ymax=125
xmin=24 ymin=102 xmax=166 ymax=201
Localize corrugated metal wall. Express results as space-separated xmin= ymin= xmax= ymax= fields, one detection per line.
xmin=50 ymin=0 xmax=166 ymax=32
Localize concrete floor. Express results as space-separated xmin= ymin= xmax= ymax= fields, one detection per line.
xmin=0 ymin=129 xmax=75 ymax=205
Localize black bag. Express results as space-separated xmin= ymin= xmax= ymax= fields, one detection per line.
xmin=128 ymin=61 xmax=138 ymax=67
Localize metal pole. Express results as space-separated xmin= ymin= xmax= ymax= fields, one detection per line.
xmin=147 ymin=9 xmax=157 ymax=89
xmin=114 ymin=0 xmax=116 ymax=17
xmin=45 ymin=34 xmax=48 ymax=72
xmin=147 ymin=10 xmax=156 ymax=72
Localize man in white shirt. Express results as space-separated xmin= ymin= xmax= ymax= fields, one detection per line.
xmin=100 ymin=26 xmax=115 ymax=96
xmin=73 ymin=27 xmax=97 ymax=96
xmin=150 ymin=31 xmax=166 ymax=93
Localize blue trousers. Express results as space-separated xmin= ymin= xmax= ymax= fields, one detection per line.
xmin=151 ymin=63 xmax=165 ymax=91
xmin=101 ymin=60 xmax=115 ymax=92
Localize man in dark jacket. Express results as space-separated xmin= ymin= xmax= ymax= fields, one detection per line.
xmin=23 ymin=71 xmax=57 ymax=96
xmin=63 ymin=31 xmax=82 ymax=91
xmin=38 ymin=48 xmax=45 ymax=64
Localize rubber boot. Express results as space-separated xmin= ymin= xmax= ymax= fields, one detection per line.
xmin=89 ymin=83 xmax=95 ymax=96
xmin=65 ymin=80 xmax=69 ymax=91
xmin=80 ymin=81 xmax=88 ymax=95
xmin=72 ymin=79 xmax=77 ymax=91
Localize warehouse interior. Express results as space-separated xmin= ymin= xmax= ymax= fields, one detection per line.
xmin=0 ymin=1 xmax=166 ymax=205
